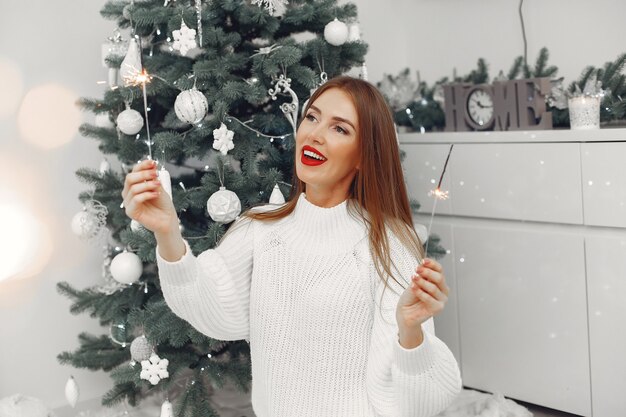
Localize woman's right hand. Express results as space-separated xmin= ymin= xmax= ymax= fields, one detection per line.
xmin=122 ymin=159 xmax=178 ymax=235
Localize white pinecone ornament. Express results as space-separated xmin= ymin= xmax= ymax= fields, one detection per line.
xmin=120 ymin=38 xmax=142 ymax=86
xmin=160 ymin=400 xmax=174 ymax=417
xmin=269 ymin=184 xmax=285 ymax=204
xmin=65 ymin=376 xmax=79 ymax=408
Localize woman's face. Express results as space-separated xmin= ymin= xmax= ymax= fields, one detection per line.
xmin=295 ymin=88 xmax=360 ymax=196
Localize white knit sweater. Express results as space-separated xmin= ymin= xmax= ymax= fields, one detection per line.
xmin=156 ymin=193 xmax=462 ymax=417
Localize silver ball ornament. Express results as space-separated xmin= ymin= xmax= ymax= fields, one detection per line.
xmin=130 ymin=335 xmax=153 ymax=362
xmin=207 ymin=186 xmax=241 ymax=224
xmin=110 ymin=251 xmax=143 ymax=284
xmin=71 ymin=211 xmax=97 ymax=238
xmin=174 ymin=88 xmax=208 ymax=124
xmin=324 ymin=18 xmax=349 ymax=46
xmin=117 ymin=108 xmax=144 ymax=135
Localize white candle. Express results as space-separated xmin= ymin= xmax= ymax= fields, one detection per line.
xmin=157 ymin=167 xmax=172 ymax=199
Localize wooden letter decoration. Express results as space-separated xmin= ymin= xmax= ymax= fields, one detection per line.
xmin=443 ymin=83 xmax=471 ymax=132
xmin=516 ymin=78 xmax=552 ymax=130
xmin=443 ymin=78 xmax=553 ymax=132
xmin=493 ymin=80 xmax=519 ymax=131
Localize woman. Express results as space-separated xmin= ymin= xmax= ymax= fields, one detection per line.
xmin=122 ymin=76 xmax=462 ymax=416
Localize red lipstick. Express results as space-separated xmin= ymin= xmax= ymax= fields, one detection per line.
xmin=301 ymin=145 xmax=327 ymax=166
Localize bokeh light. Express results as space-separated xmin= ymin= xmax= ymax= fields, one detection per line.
xmin=0 ymin=195 xmax=52 ymax=283
xmin=17 ymin=83 xmax=81 ymax=149
xmin=0 ymin=56 xmax=24 ymax=118
xmin=0 ymin=153 xmax=54 ymax=284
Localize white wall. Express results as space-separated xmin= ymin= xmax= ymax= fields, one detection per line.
xmin=0 ymin=0 xmax=115 ymax=410
xmin=359 ymin=0 xmax=626 ymax=86
xmin=0 ymin=0 xmax=624 ymax=411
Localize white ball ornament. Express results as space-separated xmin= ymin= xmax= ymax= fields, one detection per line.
xmin=324 ymin=18 xmax=349 ymax=46
xmin=65 ymin=376 xmax=79 ymax=408
xmin=207 ymin=187 xmax=241 ymax=224
xmin=174 ymin=88 xmax=208 ymax=124
xmin=117 ymin=107 xmax=144 ymax=135
xmin=110 ymin=251 xmax=143 ymax=284
xmin=130 ymin=335 xmax=153 ymax=362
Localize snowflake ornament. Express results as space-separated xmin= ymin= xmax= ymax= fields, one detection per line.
xmin=212 ymin=123 xmax=235 ymax=155
xmin=172 ymin=20 xmax=197 ymax=56
xmin=140 ymin=353 xmax=169 ymax=385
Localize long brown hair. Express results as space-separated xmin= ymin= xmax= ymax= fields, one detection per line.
xmin=236 ymin=76 xmax=424 ymax=307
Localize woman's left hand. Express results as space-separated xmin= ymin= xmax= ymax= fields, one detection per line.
xmin=396 ymin=258 xmax=450 ymax=331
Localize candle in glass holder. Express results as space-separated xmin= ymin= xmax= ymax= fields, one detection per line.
xmin=568 ymin=96 xmax=600 ymax=130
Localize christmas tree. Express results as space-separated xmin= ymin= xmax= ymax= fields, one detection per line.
xmin=57 ymin=0 xmax=367 ymax=414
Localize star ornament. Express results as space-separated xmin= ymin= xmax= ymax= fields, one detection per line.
xmin=212 ymin=123 xmax=235 ymax=155
xmin=172 ymin=21 xmax=197 ymax=56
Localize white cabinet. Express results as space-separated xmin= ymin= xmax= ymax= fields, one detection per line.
xmin=585 ymin=235 xmax=626 ymax=417
xmin=402 ymin=129 xmax=626 ymax=417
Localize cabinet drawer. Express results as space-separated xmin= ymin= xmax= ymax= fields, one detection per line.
xmin=453 ymin=223 xmax=591 ymax=415
xmin=402 ymin=143 xmax=584 ymax=224
xmin=449 ymin=143 xmax=583 ymax=224
xmin=581 ymin=143 xmax=626 ymax=228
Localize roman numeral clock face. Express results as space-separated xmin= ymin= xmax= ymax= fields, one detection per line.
xmin=467 ymin=88 xmax=494 ymax=128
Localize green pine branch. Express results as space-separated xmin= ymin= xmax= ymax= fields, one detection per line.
xmin=57 ymin=333 xmax=129 ymax=371
xmin=57 ymin=281 xmax=144 ymax=325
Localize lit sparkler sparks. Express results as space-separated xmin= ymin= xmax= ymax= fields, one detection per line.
xmin=428 ymin=188 xmax=449 ymax=200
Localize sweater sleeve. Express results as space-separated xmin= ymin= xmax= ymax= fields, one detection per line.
xmin=156 ymin=215 xmax=255 ymax=341
xmin=365 ymin=230 xmax=462 ymax=417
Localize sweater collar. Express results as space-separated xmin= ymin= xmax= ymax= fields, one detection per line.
xmin=289 ymin=193 xmax=367 ymax=253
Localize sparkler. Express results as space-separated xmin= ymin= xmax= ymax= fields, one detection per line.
xmin=424 ymin=144 xmax=454 ymax=257
xmin=121 ymin=36 xmax=154 ymax=161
